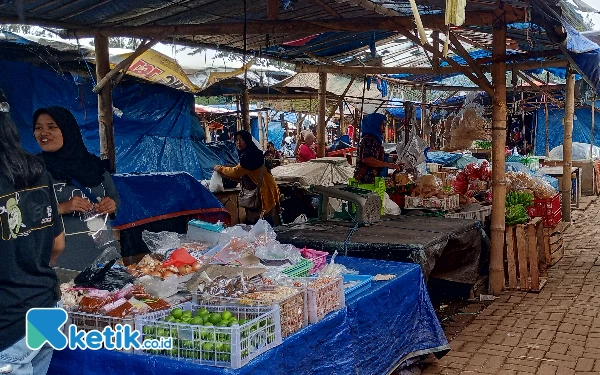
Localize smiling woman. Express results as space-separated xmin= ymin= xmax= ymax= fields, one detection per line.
xmin=32 ymin=107 xmax=121 ymax=271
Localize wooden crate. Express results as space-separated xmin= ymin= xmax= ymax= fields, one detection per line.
xmin=543 ymin=221 xmax=565 ymax=266
xmin=504 ymin=217 xmax=547 ymax=292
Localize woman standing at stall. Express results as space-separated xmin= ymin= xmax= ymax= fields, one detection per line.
xmin=214 ymin=130 xmax=280 ymax=225
xmin=354 ymin=113 xmax=401 ymax=183
xmin=0 ymin=90 xmax=65 ymax=375
xmin=33 ymin=106 xmax=120 ymax=271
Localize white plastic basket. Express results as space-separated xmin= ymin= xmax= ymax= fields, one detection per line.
xmin=288 ymin=277 xmax=345 ymax=324
xmin=67 ymin=311 xmax=135 ymax=353
xmin=193 ymin=285 xmax=307 ymax=339
xmin=134 ymin=302 xmax=282 ymax=369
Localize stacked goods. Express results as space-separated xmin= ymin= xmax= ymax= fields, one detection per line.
xmin=136 ymin=303 xmax=281 ymax=368
xmin=505 ymin=191 xmax=534 ymax=225
xmin=443 ymin=109 xmax=491 ymax=152
xmin=505 ymin=171 xmax=560 ymax=226
xmin=405 ymin=174 xmax=459 ymax=210
xmin=125 ymin=254 xmax=202 ymax=279
xmin=452 ymin=162 xmax=492 ymax=206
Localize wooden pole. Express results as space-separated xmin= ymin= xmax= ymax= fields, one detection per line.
xmin=545 ymin=95 xmax=549 ymax=157
xmin=385 ymin=115 xmax=390 ymax=143
xmin=421 ymin=85 xmax=426 ymax=137
xmin=94 ymin=33 xmax=115 ymax=172
xmin=317 ymin=72 xmax=327 ymax=157
xmin=591 ymin=96 xmax=595 ymax=159
xmin=521 ymin=91 xmax=526 ymax=154
xmin=242 ymin=88 xmax=250 ymax=131
xmin=257 ymin=105 xmax=264 ymax=147
xmin=392 ymin=117 xmax=397 ymax=143
xmin=339 ymin=101 xmax=345 ymax=137
xmin=489 ymin=16 xmax=507 ymax=296
xmin=236 ymin=95 xmax=241 ymax=133
xmin=563 ymin=67 xmax=575 ymax=222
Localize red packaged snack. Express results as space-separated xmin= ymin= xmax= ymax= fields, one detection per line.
xmin=452 ymin=172 xmax=469 ymax=195
xmin=78 ymin=296 xmax=111 ymax=313
xmin=463 ymin=162 xmax=481 ymax=180
xmin=105 ymin=302 xmax=135 ymax=318
xmin=479 ymin=161 xmax=491 ymax=181
xmin=143 ymin=298 xmax=171 ymax=312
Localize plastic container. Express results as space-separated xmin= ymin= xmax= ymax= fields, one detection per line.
xmin=300 ymin=248 xmax=329 ymax=275
xmin=342 ymin=274 xmax=374 ymax=301
xmin=348 ymin=177 xmax=386 ymax=215
xmin=187 ymin=220 xmax=224 ymax=247
xmin=67 ymin=311 xmax=136 ymax=353
xmin=527 ymin=193 xmax=561 ymax=218
xmin=282 ymin=258 xmax=313 ymax=277
xmin=290 ymin=277 xmax=345 ymax=324
xmin=194 ymin=285 xmax=307 ymax=339
xmin=135 ymin=302 xmax=281 ymax=369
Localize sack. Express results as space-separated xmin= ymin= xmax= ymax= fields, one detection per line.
xmin=238 ymin=166 xmax=265 ymax=209
xmin=209 ymin=171 xmax=225 ymax=193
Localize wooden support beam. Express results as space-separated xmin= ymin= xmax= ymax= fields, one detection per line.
xmin=93 ymin=36 xmax=164 ymax=93
xmin=396 ymin=26 xmax=495 ymax=96
xmin=591 ymin=96 xmax=595 ymax=160
xmin=432 ymin=30 xmax=440 ymax=70
xmin=94 ymin=33 xmax=115 ymax=172
xmin=242 ymin=88 xmax=251 ymax=131
xmin=317 ymin=72 xmax=327 ymax=157
xmin=65 ymin=10 xmax=525 ymax=38
xmin=267 ymin=0 xmax=279 ymax=20
xmin=489 ymin=15 xmax=507 ymax=296
xmin=296 ymin=59 xmax=568 ymax=76
xmin=311 ymin=0 xmax=342 ymax=18
xmin=448 ymin=31 xmax=492 ymax=87
xmin=563 ymin=67 xmax=575 ymax=223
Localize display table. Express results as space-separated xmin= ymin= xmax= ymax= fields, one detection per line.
xmin=275 ymin=216 xmax=485 ymax=285
xmin=48 ymin=257 xmax=448 ymax=375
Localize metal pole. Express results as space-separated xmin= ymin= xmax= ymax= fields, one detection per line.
xmin=317 ymin=72 xmax=327 ymax=157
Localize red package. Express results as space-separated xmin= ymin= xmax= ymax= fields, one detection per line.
xmin=105 ymin=302 xmax=135 ymax=318
xmin=163 ymin=248 xmax=197 ymax=268
xmin=452 ymin=172 xmax=469 ymax=195
xmin=479 ymin=161 xmax=491 ymax=182
xmin=463 ymin=163 xmax=481 ymax=180
xmin=78 ymin=296 xmax=111 ymax=313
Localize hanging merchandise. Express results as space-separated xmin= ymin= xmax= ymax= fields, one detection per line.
xmin=366 ymin=76 xmax=372 ymax=91
xmin=445 ymin=0 xmax=467 ymax=26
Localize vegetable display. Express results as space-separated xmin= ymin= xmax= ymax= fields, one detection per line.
xmin=506 ymin=191 xmax=533 ymax=209
xmin=505 ymin=204 xmax=529 ymax=225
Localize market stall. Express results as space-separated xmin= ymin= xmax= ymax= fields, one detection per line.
xmin=47 ymin=216 xmax=447 ymax=375
xmin=48 ymin=256 xmax=447 ymax=375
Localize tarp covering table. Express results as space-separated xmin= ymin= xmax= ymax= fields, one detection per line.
xmin=275 ymin=216 xmax=485 ymax=284
xmin=48 ymin=258 xmax=448 ymax=375
xmin=110 ymin=172 xmax=229 ymax=230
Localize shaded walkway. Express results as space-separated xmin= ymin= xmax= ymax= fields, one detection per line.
xmin=423 ymin=199 xmax=600 ymax=375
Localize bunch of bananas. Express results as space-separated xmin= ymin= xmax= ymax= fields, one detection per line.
xmin=506 ymin=191 xmax=533 ymax=208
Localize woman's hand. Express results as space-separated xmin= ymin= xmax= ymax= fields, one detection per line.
xmin=59 ymin=196 xmax=94 ymax=215
xmin=213 ymin=165 xmax=222 ymax=172
xmin=96 ymin=197 xmax=117 ymax=215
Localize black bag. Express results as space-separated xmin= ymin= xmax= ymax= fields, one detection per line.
xmin=238 ymin=165 xmax=265 ymax=210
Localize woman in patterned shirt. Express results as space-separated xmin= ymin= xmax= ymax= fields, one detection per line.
xmin=354 ymin=113 xmax=401 ymax=183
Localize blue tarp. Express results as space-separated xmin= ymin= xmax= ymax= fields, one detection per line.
xmin=48 ymin=257 xmax=448 ymax=375
xmin=267 ymin=121 xmax=285 ymax=148
xmin=0 ymin=60 xmax=221 ymax=180
xmin=534 ymin=107 xmax=599 ymax=156
xmin=110 ymin=172 xmax=228 ymax=228
xmin=426 ymin=151 xmax=463 ymax=166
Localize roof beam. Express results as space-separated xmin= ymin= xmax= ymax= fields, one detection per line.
xmin=62 ymin=11 xmax=525 ymax=38
xmin=267 ymin=0 xmax=279 ymax=20
xmin=296 ymin=59 xmax=568 ymax=75
xmin=311 ymin=0 xmax=343 ymax=18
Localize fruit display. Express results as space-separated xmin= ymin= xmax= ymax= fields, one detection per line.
xmin=138 ymin=304 xmax=280 ymax=367
xmin=506 ymin=191 xmax=533 ymax=209
xmin=505 ymin=204 xmax=529 ymax=225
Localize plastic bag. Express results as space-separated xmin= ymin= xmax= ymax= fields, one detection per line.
xmin=219 ymin=225 xmax=253 ymax=243
xmin=249 ymin=219 xmax=277 ymax=246
xmin=208 ymin=171 xmax=225 ymax=193
xmin=318 ymin=251 xmax=358 ymax=277
xmin=255 ymin=242 xmax=302 ymax=264
xmin=384 ymin=193 xmax=401 ymax=215
xmin=135 ymin=274 xmax=179 ymax=299
xmin=397 ymin=133 xmax=428 ymax=169
xmin=142 ymin=230 xmax=182 ymax=257
xmin=74 ymin=248 xmax=134 ymax=291
xmin=163 ymin=248 xmax=199 ymax=268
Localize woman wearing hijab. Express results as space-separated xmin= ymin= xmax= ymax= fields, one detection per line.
xmin=354 ymin=113 xmax=401 ymax=184
xmin=214 ymin=130 xmax=280 ymax=225
xmin=33 ymin=106 xmax=120 ymax=271
xmin=0 ymin=90 xmax=64 ymax=375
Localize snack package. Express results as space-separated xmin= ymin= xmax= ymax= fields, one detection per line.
xmin=78 ymin=295 xmax=112 ymax=313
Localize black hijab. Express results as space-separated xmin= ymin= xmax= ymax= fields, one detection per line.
xmin=33 ymin=106 xmax=106 ymax=188
xmin=235 ymin=130 xmax=264 ymax=170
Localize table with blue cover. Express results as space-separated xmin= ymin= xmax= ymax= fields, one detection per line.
xmin=48 ymin=257 xmax=448 ymax=375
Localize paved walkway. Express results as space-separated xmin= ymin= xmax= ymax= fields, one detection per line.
xmin=423 ymin=199 xmax=600 ymax=375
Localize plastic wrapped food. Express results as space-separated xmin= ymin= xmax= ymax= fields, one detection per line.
xmin=249 ymin=220 xmax=277 ymax=246
xmin=78 ymin=296 xmax=112 ymax=313
xmin=452 ymin=172 xmax=469 ymax=195
xmin=205 ymin=275 xmax=257 ymax=297
xmin=531 ymin=179 xmax=557 ymax=199
xmin=479 ymin=161 xmax=491 ymax=181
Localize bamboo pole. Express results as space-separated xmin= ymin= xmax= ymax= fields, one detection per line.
xmin=339 ymin=101 xmax=345 ymax=138
xmin=317 ymin=72 xmax=327 ymax=157
xmin=521 ymin=91 xmax=526 ymax=154
xmin=421 ymin=85 xmax=426 ymax=137
xmin=392 ymin=117 xmax=397 ymax=143
xmin=591 ymin=96 xmax=595 ymax=159
xmin=489 ymin=17 xmax=508 ymax=296
xmin=563 ymin=67 xmax=575 ymax=223
xmin=257 ymin=105 xmax=264 ymax=147
xmin=94 ymin=33 xmax=115 ymax=172
xmin=545 ymin=94 xmax=549 ymax=157
xmin=242 ymin=88 xmax=250 ymax=131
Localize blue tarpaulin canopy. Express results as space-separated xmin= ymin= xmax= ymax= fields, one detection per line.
xmin=0 ymin=60 xmax=226 ymax=180
xmin=534 ymin=107 xmax=600 ymax=157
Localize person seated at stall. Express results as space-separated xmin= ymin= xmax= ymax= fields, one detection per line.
xmin=33 ymin=106 xmax=121 ymax=271
xmin=214 ymin=130 xmax=280 ymax=226
xmin=0 ymin=89 xmax=65 ymax=375
xmin=295 ymin=131 xmax=317 ymax=162
xmin=354 ymin=113 xmax=402 ymax=184
xmin=264 ymin=141 xmax=282 ymax=171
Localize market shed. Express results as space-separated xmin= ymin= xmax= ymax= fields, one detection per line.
xmin=1 ymin=0 xmax=597 ymax=297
